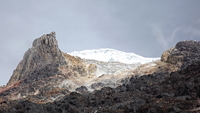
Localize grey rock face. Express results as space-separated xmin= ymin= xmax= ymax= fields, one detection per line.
xmin=7 ymin=32 xmax=66 ymax=86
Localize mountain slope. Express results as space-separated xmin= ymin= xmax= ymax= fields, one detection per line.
xmin=0 ymin=32 xmax=199 ymax=113
xmin=69 ymin=48 xmax=160 ymax=64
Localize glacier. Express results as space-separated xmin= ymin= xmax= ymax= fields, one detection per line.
xmin=69 ymin=48 xmax=160 ymax=64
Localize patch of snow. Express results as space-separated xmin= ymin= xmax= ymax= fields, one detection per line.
xmin=69 ymin=48 xmax=160 ymax=64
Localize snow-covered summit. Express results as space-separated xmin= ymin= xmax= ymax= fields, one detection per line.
xmin=69 ymin=48 xmax=160 ymax=64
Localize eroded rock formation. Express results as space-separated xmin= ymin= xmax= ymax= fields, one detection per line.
xmin=7 ymin=32 xmax=66 ymax=86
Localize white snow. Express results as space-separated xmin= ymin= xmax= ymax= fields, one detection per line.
xmin=69 ymin=48 xmax=160 ymax=64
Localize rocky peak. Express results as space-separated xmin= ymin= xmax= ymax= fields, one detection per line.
xmin=32 ymin=31 xmax=58 ymax=50
xmin=7 ymin=32 xmax=66 ymax=86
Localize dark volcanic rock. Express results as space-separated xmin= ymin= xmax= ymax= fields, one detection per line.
xmin=1 ymin=61 xmax=199 ymax=112
xmin=22 ymin=63 xmax=59 ymax=85
xmin=161 ymin=40 xmax=200 ymax=69
xmin=75 ymin=86 xmax=88 ymax=93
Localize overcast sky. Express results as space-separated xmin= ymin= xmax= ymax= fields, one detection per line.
xmin=1 ymin=0 xmax=200 ymax=86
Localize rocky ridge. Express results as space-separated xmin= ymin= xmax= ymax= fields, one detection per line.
xmin=0 ymin=32 xmax=199 ymax=113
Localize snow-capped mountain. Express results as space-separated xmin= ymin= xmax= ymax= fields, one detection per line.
xmin=69 ymin=48 xmax=160 ymax=64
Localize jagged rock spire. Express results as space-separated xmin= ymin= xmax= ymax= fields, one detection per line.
xmin=32 ymin=31 xmax=57 ymax=48
xmin=7 ymin=32 xmax=66 ymax=86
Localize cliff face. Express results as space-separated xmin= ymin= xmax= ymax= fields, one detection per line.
xmin=0 ymin=32 xmax=200 ymax=112
xmin=7 ymin=32 xmax=66 ymax=86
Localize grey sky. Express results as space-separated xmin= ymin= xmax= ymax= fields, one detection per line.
xmin=1 ymin=0 xmax=200 ymax=85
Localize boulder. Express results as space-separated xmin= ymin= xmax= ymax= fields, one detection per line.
xmin=161 ymin=40 xmax=200 ymax=68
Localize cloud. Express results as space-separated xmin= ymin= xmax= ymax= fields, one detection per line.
xmin=150 ymin=22 xmax=200 ymax=50
xmin=150 ymin=23 xmax=170 ymax=49
xmin=150 ymin=23 xmax=185 ymax=49
xmin=150 ymin=24 xmax=168 ymax=49
xmin=168 ymin=27 xmax=182 ymax=44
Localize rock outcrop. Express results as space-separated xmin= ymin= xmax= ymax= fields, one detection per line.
xmin=7 ymin=32 xmax=66 ymax=86
xmin=161 ymin=40 xmax=200 ymax=69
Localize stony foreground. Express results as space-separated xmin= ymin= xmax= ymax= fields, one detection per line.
xmin=0 ymin=62 xmax=200 ymax=113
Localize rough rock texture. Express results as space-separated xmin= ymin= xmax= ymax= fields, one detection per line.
xmin=161 ymin=40 xmax=200 ymax=69
xmin=0 ymin=61 xmax=199 ymax=113
xmin=7 ymin=32 xmax=66 ymax=86
xmin=0 ymin=32 xmax=71 ymax=102
xmin=1 ymin=36 xmax=200 ymax=113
